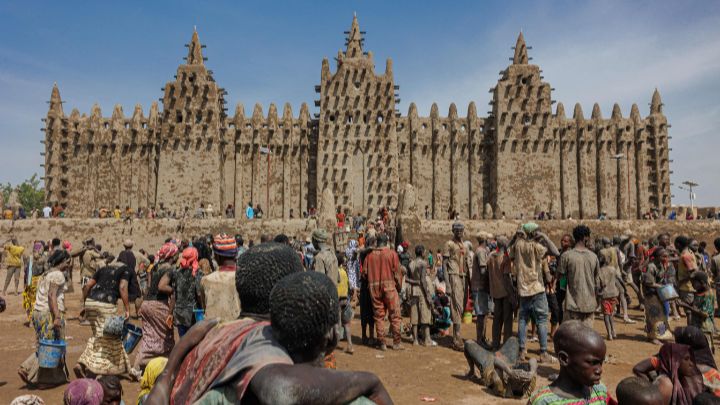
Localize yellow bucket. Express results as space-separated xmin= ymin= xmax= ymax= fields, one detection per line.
xmin=462 ymin=311 xmax=473 ymax=324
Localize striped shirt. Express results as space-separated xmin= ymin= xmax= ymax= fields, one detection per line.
xmin=527 ymin=383 xmax=611 ymax=405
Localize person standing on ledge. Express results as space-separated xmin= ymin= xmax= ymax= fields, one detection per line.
xmin=443 ymin=222 xmax=470 ymax=351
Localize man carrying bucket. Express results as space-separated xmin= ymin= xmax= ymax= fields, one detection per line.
xmin=18 ymin=249 xmax=72 ymax=387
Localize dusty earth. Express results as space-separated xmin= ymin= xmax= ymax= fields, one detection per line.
xmin=0 ymin=281 xmax=716 ymax=405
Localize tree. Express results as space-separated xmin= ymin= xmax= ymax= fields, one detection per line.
xmin=1 ymin=174 xmax=45 ymax=212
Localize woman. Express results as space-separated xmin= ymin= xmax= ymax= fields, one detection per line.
xmin=643 ymin=247 xmax=673 ymax=344
xmin=75 ymin=253 xmax=132 ymax=379
xmin=655 ymin=343 xmax=704 ymax=405
xmin=22 ymin=242 xmax=47 ymax=322
xmin=130 ymin=242 xmax=177 ymax=379
xmin=345 ymin=239 xmax=360 ymax=296
xmin=63 ymin=378 xmax=104 ymax=405
xmin=18 ymin=249 xmax=71 ymax=388
xmin=173 ymin=247 xmax=203 ymax=337
xmin=137 ymin=357 xmax=167 ymax=405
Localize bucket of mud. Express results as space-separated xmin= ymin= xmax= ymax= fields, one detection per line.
xmin=194 ymin=308 xmax=205 ymax=322
xmin=123 ymin=323 xmax=143 ymax=354
xmin=38 ymin=339 xmax=66 ymax=368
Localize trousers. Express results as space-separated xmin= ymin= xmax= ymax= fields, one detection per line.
xmin=492 ymin=296 xmax=514 ymax=348
xmin=4 ymin=266 xmax=21 ymax=292
xmin=371 ymin=284 xmax=402 ymax=344
xmin=518 ymin=292 xmax=549 ymax=353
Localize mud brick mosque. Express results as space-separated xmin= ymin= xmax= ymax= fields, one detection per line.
xmin=42 ymin=15 xmax=671 ymax=220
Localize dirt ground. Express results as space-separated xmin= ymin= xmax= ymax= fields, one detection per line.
xmin=0 ymin=281 xmax=717 ymax=405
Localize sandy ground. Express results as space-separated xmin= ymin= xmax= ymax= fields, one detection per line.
xmin=0 ymin=281 xmax=717 ymax=405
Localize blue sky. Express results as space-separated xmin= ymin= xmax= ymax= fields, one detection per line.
xmin=1 ymin=1 xmax=719 ymax=206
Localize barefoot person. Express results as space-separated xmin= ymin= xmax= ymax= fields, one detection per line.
xmin=363 ymin=233 xmax=403 ymax=351
xmin=443 ymin=222 xmax=471 ymax=350
xmin=407 ymin=244 xmax=435 ymax=346
xmin=643 ymin=248 xmax=673 ymax=344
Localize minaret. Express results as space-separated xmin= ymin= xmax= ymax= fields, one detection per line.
xmin=512 ymin=32 xmax=528 ymax=65
xmin=49 ymin=83 xmax=64 ymax=117
xmin=650 ymin=88 xmax=663 ymax=114
xmin=186 ymin=28 xmax=205 ymax=65
xmin=344 ymin=13 xmax=364 ymax=58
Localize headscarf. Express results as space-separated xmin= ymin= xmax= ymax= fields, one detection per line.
xmin=180 ymin=247 xmax=200 ymax=276
xmin=674 ymin=326 xmax=717 ymax=369
xmin=522 ymin=222 xmax=539 ymax=234
xmin=10 ymin=396 xmax=45 ymax=405
xmin=658 ymin=343 xmax=703 ymax=405
xmin=62 ymin=240 xmax=72 ymax=251
xmin=157 ymin=242 xmax=179 ymax=262
xmin=63 ymin=378 xmax=104 ymax=405
xmin=137 ymin=357 xmax=168 ymax=404
xmin=33 ymin=242 xmax=44 ymax=253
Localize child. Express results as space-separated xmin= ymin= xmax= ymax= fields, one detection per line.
xmin=679 ymin=271 xmax=716 ymax=351
xmin=527 ymin=321 xmax=612 ymax=405
xmin=432 ymin=285 xmax=452 ymax=337
xmin=597 ymin=255 xmax=621 ymax=340
xmin=615 ymin=376 xmax=664 ymax=405
xmin=336 ymin=253 xmax=354 ymax=354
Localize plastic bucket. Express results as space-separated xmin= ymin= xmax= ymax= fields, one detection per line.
xmin=462 ymin=311 xmax=473 ymax=324
xmin=38 ymin=339 xmax=66 ymax=368
xmin=194 ymin=308 xmax=205 ymax=322
xmin=123 ymin=323 xmax=143 ymax=354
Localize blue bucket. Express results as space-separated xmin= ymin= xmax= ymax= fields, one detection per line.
xmin=123 ymin=323 xmax=143 ymax=354
xmin=194 ymin=308 xmax=205 ymax=322
xmin=38 ymin=339 xmax=66 ymax=368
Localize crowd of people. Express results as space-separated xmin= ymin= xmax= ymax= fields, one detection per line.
xmin=2 ymin=219 xmax=720 ymax=404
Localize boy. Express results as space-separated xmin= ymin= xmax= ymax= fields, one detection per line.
xmin=615 ymin=376 xmax=664 ymax=405
xmin=597 ymin=255 xmax=621 ymax=340
xmin=527 ymin=321 xmax=612 ymax=405
xmin=679 ymin=271 xmax=716 ymax=350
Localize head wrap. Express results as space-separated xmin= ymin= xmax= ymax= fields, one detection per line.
xmin=312 ymin=229 xmax=329 ymax=243
xmin=657 ymin=343 xmax=703 ymax=405
xmin=10 ymin=396 xmax=45 ymax=405
xmin=397 ymin=245 xmax=404 ymax=254
xmin=400 ymin=241 xmax=409 ymax=249
xmin=138 ymin=357 xmax=168 ymax=404
xmin=180 ymin=247 xmax=200 ymax=276
xmin=63 ymin=378 xmax=103 ymax=405
xmin=452 ymin=222 xmax=464 ymax=231
xmin=436 ymin=283 xmax=446 ymax=294
xmin=213 ymin=233 xmax=238 ymax=257
xmin=62 ymin=240 xmax=72 ymax=251
xmin=123 ymin=239 xmax=134 ymax=249
xmin=522 ymin=222 xmax=539 ymax=234
xmin=157 ymin=242 xmax=179 ymax=262
xmin=674 ymin=326 xmax=717 ymax=369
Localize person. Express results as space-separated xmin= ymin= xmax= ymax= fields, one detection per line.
xmin=615 ymin=376 xmax=664 ymax=405
xmin=97 ymin=375 xmax=124 ymax=405
xmin=173 ymin=247 xmax=203 ymax=338
xmin=201 ymin=234 xmax=240 ymax=322
xmin=678 ymin=271 xmax=716 ymax=350
xmin=75 ymin=253 xmax=132 ymax=379
xmin=337 ymin=253 xmax=354 ymax=354
xmin=138 ymin=357 xmax=167 ymax=405
xmin=18 ymin=249 xmax=72 ymax=387
xmin=597 ymin=254 xmax=621 ymax=340
xmin=471 ymin=233 xmax=491 ymax=348
xmin=131 ymin=243 xmax=177 ymax=379
xmin=312 ymin=229 xmax=340 ymax=286
xmin=22 ymin=242 xmax=47 ymax=322
xmin=359 ymin=236 xmax=376 ymax=345
xmin=509 ymin=222 xmax=559 ymax=363
xmin=363 ymin=233 xmax=403 ymax=351
xmin=527 ymin=321 xmax=612 ymax=405
xmin=488 ymin=236 xmax=514 ymax=349
xmin=63 ymin=378 xmax=104 ymax=405
xmin=42 ymin=204 xmax=52 ymax=219
xmin=302 ymin=237 xmax=316 ymax=270
xmin=643 ymin=247 xmax=674 ymax=344
xmin=433 ymin=284 xmax=452 ymax=336
xmin=254 ymin=204 xmax=264 ymax=219
xmin=654 ymin=343 xmax=704 ymax=405
xmin=677 ymin=235 xmax=699 ymax=322
xmin=336 ymin=207 xmax=346 ymax=229
xmin=245 ymin=202 xmax=254 ymax=219
xmin=118 ymin=239 xmax=144 ymax=318
xmin=345 ymin=239 xmax=360 ymax=299
xmin=407 ymin=244 xmax=435 ymax=346
xmin=464 ymin=337 xmax=538 ymax=398
xmin=4 ymin=238 xmax=25 ymax=295
xmin=443 ymin=222 xmax=471 ymax=350
xmin=710 ymin=238 xmax=720 ymax=315
xmin=235 ymin=235 xmax=247 ymax=258
xmin=558 ymin=225 xmax=599 ymax=328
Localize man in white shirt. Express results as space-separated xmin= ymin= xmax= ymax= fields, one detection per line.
xmin=42 ymin=205 xmax=52 ymax=218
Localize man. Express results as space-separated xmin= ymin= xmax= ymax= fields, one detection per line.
xmin=201 ymin=234 xmax=241 ymax=322
xmin=689 ymin=239 xmax=706 ymax=273
xmin=509 ymin=222 xmax=559 ymax=363
xmin=675 ymin=235 xmax=697 ymax=324
xmin=234 ymin=234 xmax=247 ymax=261
xmin=3 ymin=238 xmax=25 ymax=295
xmin=117 ymin=239 xmax=147 ymax=318
xmin=42 ymin=204 xmax=52 ymax=219
xmin=471 ymin=233 xmax=491 ymax=348
xmin=407 ymin=244 xmax=435 ymax=346
xmin=558 ymin=225 xmax=600 ymax=328
xmin=443 ymin=222 xmax=471 ymax=350
xmin=488 ymin=236 xmax=514 ymax=349
xmin=363 ymin=233 xmax=403 ymax=351
xmin=245 ymin=202 xmax=254 ymax=219
xmin=312 ymin=229 xmax=339 ymax=286
xmin=711 ymin=238 xmax=720 ymax=315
